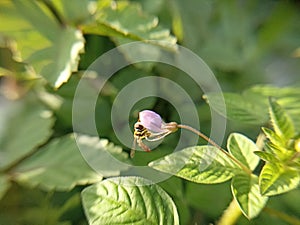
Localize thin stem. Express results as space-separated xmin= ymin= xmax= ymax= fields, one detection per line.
xmin=177 ymin=124 xmax=252 ymax=174
xmin=216 ymin=199 xmax=242 ymax=225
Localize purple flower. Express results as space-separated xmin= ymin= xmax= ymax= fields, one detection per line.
xmin=131 ymin=110 xmax=178 ymax=157
xmin=139 ymin=110 xmax=164 ymax=133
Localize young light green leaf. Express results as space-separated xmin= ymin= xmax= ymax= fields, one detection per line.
xmin=262 ymin=127 xmax=285 ymax=147
xmin=259 ymin=162 xmax=300 ymax=196
xmin=254 ymin=151 xmax=280 ymax=163
xmin=269 ymin=98 xmax=295 ymax=141
xmin=265 ymin=142 xmax=295 ymax=161
xmin=149 ymin=146 xmax=239 ymax=184
xmin=0 ymin=174 xmax=10 ymax=200
xmin=12 ymin=134 xmax=128 ymax=191
xmin=227 ymin=133 xmax=260 ymax=171
xmin=0 ymin=98 xmax=54 ymax=169
xmin=81 ymin=176 xmax=179 ymax=225
xmin=231 ymin=174 xmax=268 ymax=219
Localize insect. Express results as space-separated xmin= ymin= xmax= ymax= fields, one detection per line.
xmin=130 ymin=120 xmax=175 ymax=158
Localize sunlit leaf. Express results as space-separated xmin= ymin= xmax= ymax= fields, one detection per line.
xmin=81 ymin=176 xmax=179 ymax=225
xmin=12 ymin=134 xmax=128 ymax=191
xmin=259 ymin=162 xmax=300 ymax=196
xmin=262 ymin=127 xmax=284 ymax=147
xmin=82 ymin=0 xmax=177 ymax=50
xmin=0 ymin=1 xmax=85 ymax=88
xmin=231 ymin=174 xmax=268 ymax=219
xmin=0 ymin=97 xmax=54 ymax=169
xmin=269 ymin=98 xmax=295 ymax=141
xmin=227 ymin=133 xmax=260 ymax=171
xmin=0 ymin=36 xmax=35 ymax=78
xmin=254 ymin=151 xmax=280 ymax=163
xmin=149 ymin=146 xmax=239 ymax=184
xmin=50 ymin=0 xmax=95 ymax=25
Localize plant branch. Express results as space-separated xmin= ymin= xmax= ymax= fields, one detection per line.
xmin=177 ymin=124 xmax=252 ymax=174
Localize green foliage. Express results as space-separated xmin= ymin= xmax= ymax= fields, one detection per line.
xmin=149 ymin=146 xmax=239 ymax=184
xmin=11 ymin=134 xmax=101 ymax=191
xmin=82 ymin=0 xmax=176 ymax=49
xmin=0 ymin=97 xmax=54 ymax=170
xmin=227 ymin=133 xmax=260 ymax=171
xmin=204 ymin=85 xmax=300 ymax=128
xmin=231 ymin=174 xmax=268 ymax=219
xmin=258 ymin=99 xmax=300 ymax=196
xmin=0 ymin=0 xmax=299 ymax=224
xmin=81 ymin=176 xmax=179 ymax=225
xmin=150 ymin=133 xmax=269 ymax=219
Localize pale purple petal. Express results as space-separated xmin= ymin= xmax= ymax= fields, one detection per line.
xmin=139 ymin=110 xmax=164 ymax=133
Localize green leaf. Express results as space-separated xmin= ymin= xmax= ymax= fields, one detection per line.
xmin=0 ymin=97 xmax=54 ymax=169
xmin=149 ymin=146 xmax=239 ymax=184
xmin=12 ymin=134 xmax=119 ymax=191
xmin=0 ymin=1 xmax=85 ymax=88
xmin=259 ymin=162 xmax=300 ymax=196
xmin=246 ymin=85 xmax=300 ymax=131
xmin=50 ymin=0 xmax=95 ymax=25
xmin=82 ymin=0 xmax=177 ymax=50
xmin=35 ymin=27 xmax=85 ymax=88
xmin=262 ymin=127 xmax=284 ymax=147
xmin=81 ymin=176 xmax=179 ymax=225
xmin=204 ymin=85 xmax=300 ymax=128
xmin=0 ymin=36 xmax=35 ymax=78
xmin=231 ymin=174 xmax=268 ymax=219
xmin=254 ymin=151 xmax=280 ymax=163
xmin=0 ymin=174 xmax=10 ymax=200
xmin=265 ymin=142 xmax=295 ymax=161
xmin=227 ymin=133 xmax=260 ymax=171
xmin=269 ymin=98 xmax=295 ymax=141
xmin=203 ymin=93 xmax=268 ymax=124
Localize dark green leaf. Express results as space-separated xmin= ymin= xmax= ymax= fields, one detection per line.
xmin=81 ymin=176 xmax=179 ymax=225
xmin=0 ymin=98 xmax=54 ymax=169
xmin=203 ymin=93 xmax=268 ymax=124
xmin=12 ymin=134 xmax=128 ymax=191
xmin=247 ymin=85 xmax=300 ymax=131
